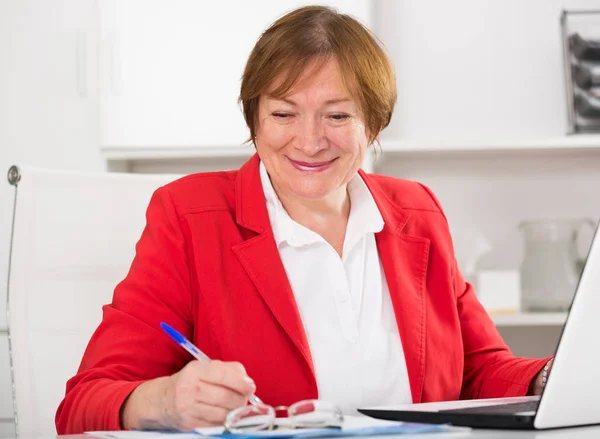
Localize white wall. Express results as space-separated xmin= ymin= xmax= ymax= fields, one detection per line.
xmin=0 ymin=0 xmax=104 ymax=329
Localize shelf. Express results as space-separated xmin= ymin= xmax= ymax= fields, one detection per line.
xmin=379 ymin=134 xmax=600 ymax=156
xmin=490 ymin=312 xmax=567 ymax=327
xmin=102 ymin=145 xmax=255 ymax=161
xmin=102 ymin=134 xmax=600 ymax=163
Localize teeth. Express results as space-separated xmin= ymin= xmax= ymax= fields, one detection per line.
xmin=298 ymin=163 xmax=325 ymax=169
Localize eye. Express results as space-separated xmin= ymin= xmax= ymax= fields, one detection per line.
xmin=272 ymin=112 xmax=294 ymax=119
xmin=329 ymin=114 xmax=350 ymax=122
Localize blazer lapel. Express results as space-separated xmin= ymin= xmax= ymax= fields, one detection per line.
xmin=232 ymin=154 xmax=315 ymax=377
xmin=361 ymin=171 xmax=431 ymax=404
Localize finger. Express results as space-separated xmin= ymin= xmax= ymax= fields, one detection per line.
xmin=180 ymin=402 xmax=230 ymax=431
xmin=192 ymin=361 xmax=256 ymax=396
xmin=193 ymin=380 xmax=249 ymax=411
xmin=223 ymin=361 xmax=247 ymax=376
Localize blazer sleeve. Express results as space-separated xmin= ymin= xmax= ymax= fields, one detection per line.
xmin=454 ymin=264 xmax=552 ymax=399
xmin=419 ymin=183 xmax=552 ymax=399
xmin=55 ymin=186 xmax=194 ymax=434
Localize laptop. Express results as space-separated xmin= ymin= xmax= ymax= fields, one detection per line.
xmin=358 ymin=218 xmax=600 ymax=430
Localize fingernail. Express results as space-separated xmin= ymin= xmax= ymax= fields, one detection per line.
xmin=244 ymin=376 xmax=256 ymax=389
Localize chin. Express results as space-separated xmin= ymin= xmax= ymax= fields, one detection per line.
xmin=288 ymin=183 xmax=333 ymax=201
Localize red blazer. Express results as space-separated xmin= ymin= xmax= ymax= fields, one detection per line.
xmin=55 ymin=154 xmax=550 ymax=434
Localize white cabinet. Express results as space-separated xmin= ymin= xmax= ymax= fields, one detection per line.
xmin=99 ymin=0 xmax=372 ymax=151
xmin=376 ymin=0 xmax=600 ymax=145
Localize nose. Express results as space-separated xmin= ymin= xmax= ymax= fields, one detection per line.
xmin=295 ymin=115 xmax=327 ymax=155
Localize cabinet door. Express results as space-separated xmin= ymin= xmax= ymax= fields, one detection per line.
xmin=99 ymin=0 xmax=372 ymax=150
xmin=376 ymin=0 xmax=576 ymax=144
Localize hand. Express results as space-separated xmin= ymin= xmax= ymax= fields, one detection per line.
xmin=529 ymin=359 xmax=554 ymax=395
xmin=163 ymin=360 xmax=257 ymax=430
xmin=122 ymin=360 xmax=257 ymax=431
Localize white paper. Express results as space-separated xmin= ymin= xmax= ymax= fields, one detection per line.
xmin=86 ymin=430 xmax=206 ymax=439
xmin=338 ymin=415 xmax=403 ymax=430
xmin=86 ymin=414 xmax=457 ymax=439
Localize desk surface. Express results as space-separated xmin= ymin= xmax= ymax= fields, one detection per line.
xmin=16 ymin=426 xmax=600 ymax=439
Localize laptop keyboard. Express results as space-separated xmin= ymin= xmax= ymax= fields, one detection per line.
xmin=439 ymin=400 xmax=539 ymax=415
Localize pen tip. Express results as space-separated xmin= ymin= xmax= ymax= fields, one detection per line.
xmin=160 ymin=322 xmax=185 ymax=344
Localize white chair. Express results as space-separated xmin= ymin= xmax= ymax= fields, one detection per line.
xmin=5 ymin=165 xmax=181 ymax=438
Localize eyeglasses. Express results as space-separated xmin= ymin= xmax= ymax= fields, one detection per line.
xmin=224 ymin=399 xmax=344 ymax=434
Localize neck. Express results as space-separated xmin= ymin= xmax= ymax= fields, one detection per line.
xmin=272 ymin=181 xmax=351 ymax=226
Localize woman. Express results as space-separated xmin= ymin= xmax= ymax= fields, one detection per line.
xmin=55 ymin=5 xmax=553 ymax=434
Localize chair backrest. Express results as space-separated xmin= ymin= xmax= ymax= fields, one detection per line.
xmin=5 ymin=165 xmax=181 ymax=438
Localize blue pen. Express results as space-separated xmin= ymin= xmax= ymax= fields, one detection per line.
xmin=160 ymin=322 xmax=263 ymax=406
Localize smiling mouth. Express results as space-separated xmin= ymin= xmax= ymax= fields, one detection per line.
xmin=288 ymin=157 xmax=337 ymax=172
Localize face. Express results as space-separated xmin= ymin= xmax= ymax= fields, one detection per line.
xmin=255 ymin=59 xmax=369 ymax=203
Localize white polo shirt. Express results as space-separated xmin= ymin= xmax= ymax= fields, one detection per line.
xmin=259 ymin=162 xmax=413 ymax=414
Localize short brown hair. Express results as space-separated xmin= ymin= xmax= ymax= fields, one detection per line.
xmin=239 ymin=5 xmax=396 ymax=146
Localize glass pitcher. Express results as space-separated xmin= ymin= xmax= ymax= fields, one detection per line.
xmin=519 ymin=218 xmax=595 ymax=312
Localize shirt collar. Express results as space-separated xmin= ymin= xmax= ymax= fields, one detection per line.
xmin=344 ymin=170 xmax=385 ymax=252
xmin=259 ymin=160 xmax=384 ymax=251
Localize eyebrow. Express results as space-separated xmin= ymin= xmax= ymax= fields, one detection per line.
xmin=266 ymin=96 xmax=352 ymax=106
xmin=324 ymin=98 xmax=351 ymax=105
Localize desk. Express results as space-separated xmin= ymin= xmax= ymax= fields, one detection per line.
xmin=12 ymin=426 xmax=600 ymax=439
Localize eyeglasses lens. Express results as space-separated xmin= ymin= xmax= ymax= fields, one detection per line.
xmin=224 ymin=404 xmax=275 ymax=434
xmin=288 ymin=400 xmax=344 ymax=428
